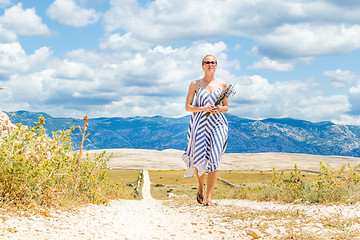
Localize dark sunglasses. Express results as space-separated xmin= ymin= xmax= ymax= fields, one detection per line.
xmin=203 ymin=61 xmax=217 ymax=65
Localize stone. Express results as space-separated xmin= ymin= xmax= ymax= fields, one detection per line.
xmin=247 ymin=229 xmax=262 ymax=239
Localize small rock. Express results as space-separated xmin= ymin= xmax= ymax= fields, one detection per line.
xmin=7 ymin=227 xmax=17 ymax=233
xmin=247 ymin=229 xmax=262 ymax=239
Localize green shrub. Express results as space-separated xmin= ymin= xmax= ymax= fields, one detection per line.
xmin=0 ymin=116 xmax=126 ymax=211
xmin=235 ymin=162 xmax=360 ymax=204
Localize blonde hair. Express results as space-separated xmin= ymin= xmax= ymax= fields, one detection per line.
xmin=202 ymin=55 xmax=217 ymax=65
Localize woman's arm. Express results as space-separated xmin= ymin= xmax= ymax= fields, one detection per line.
xmin=185 ymin=80 xmax=213 ymax=113
xmin=215 ymin=81 xmax=229 ymax=113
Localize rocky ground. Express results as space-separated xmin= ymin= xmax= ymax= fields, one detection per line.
xmin=1 ymin=170 xmax=360 ymax=239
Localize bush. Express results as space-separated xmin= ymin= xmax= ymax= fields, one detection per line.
xmin=0 ymin=116 xmax=126 ymax=211
xmin=235 ymin=162 xmax=360 ymax=204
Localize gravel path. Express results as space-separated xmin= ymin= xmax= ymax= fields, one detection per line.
xmin=1 ymin=170 xmax=360 ymax=239
xmin=0 ymin=170 xmax=238 ymax=239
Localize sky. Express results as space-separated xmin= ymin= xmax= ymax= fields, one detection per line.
xmin=0 ymin=0 xmax=360 ymax=125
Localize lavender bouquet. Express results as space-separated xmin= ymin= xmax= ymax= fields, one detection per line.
xmin=205 ymin=84 xmax=236 ymax=117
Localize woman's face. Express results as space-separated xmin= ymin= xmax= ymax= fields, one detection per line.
xmin=202 ymin=56 xmax=217 ymax=73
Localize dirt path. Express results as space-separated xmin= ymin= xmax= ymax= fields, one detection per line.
xmin=1 ymin=169 xmax=360 ymax=239
xmin=141 ymin=170 xmax=154 ymax=201
xmin=0 ymin=171 xmax=238 ymax=239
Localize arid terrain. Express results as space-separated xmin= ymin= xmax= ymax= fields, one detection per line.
xmin=2 ymin=149 xmax=360 ymax=239
xmin=87 ymin=148 xmax=360 ymax=172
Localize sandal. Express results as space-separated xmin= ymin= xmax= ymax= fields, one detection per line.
xmin=196 ymin=184 xmax=205 ymax=204
xmin=196 ymin=192 xmax=205 ymax=204
xmin=204 ymin=200 xmax=215 ymax=207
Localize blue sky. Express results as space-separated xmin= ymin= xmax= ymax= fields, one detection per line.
xmin=1 ymin=0 xmax=360 ymax=125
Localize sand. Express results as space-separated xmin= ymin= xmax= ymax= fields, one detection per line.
xmin=85 ymin=148 xmax=360 ymax=171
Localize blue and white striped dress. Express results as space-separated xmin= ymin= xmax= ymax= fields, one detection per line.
xmin=183 ymin=84 xmax=228 ymax=178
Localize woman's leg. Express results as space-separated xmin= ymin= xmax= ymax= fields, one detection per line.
xmin=196 ymin=168 xmax=205 ymax=200
xmin=205 ymin=170 xmax=218 ymax=203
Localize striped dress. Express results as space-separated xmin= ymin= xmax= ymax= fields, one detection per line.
xmin=183 ymin=84 xmax=228 ymax=178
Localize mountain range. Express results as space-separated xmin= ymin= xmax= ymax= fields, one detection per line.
xmin=6 ymin=111 xmax=360 ymax=157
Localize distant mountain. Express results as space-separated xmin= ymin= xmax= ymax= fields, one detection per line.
xmin=6 ymin=111 xmax=360 ymax=157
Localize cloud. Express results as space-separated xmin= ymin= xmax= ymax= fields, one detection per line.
xmin=0 ymin=43 xmax=52 ymax=76
xmin=327 ymin=0 xmax=360 ymax=8
xmin=249 ymin=57 xmax=293 ymax=71
xmin=0 ymin=24 xmax=17 ymax=43
xmin=0 ymin=36 xmax=353 ymax=123
xmin=254 ymin=24 xmax=360 ymax=59
xmin=0 ymin=3 xmax=50 ymax=36
xmin=229 ymin=75 xmax=350 ymax=122
xmin=102 ymin=0 xmax=360 ymax=61
xmin=47 ymin=0 xmax=101 ymax=27
xmin=0 ymin=0 xmax=10 ymax=8
xmin=1 ymin=41 xmax=230 ymax=118
xmin=324 ymin=69 xmax=360 ymax=87
xmin=348 ymin=81 xmax=360 ymax=115
xmin=99 ymin=33 xmax=151 ymax=52
xmin=103 ymin=0 xmax=239 ymax=41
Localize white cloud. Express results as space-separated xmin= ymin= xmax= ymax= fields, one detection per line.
xmin=324 ymin=69 xmax=360 ymax=87
xmin=0 ymin=3 xmax=50 ymax=36
xmin=1 ymin=41 xmax=231 ymax=118
xmin=54 ymin=59 xmax=96 ymax=79
xmin=0 ymin=43 xmax=52 ymax=75
xmin=0 ymin=0 xmax=10 ymax=7
xmin=229 ymin=75 xmax=350 ymax=122
xmin=47 ymin=0 xmax=101 ymax=27
xmin=349 ymin=82 xmax=360 ymax=96
xmin=99 ymin=33 xmax=151 ymax=52
xmin=0 ymin=37 xmax=353 ymax=123
xmin=103 ymin=0 xmax=234 ymax=41
xmin=255 ymin=24 xmax=360 ymax=59
xmin=0 ymin=24 xmax=17 ymax=43
xmin=297 ymin=95 xmax=350 ymax=121
xmin=348 ymin=81 xmax=360 ymax=116
xmin=249 ymin=57 xmax=293 ymax=71
xmin=102 ymin=0 xmax=360 ymax=60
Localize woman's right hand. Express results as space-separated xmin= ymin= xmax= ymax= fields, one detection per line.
xmin=203 ymin=105 xmax=215 ymax=113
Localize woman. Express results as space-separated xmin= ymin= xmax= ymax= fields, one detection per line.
xmin=183 ymin=55 xmax=229 ymax=206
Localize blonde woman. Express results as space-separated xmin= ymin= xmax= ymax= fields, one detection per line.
xmin=183 ymin=55 xmax=229 ymax=206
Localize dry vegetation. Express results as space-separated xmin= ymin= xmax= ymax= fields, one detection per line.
xmin=0 ymin=117 xmax=127 ymax=213
xmin=148 ymin=163 xmax=360 ymax=205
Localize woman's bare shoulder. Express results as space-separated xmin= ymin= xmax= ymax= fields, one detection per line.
xmin=189 ymin=79 xmax=200 ymax=89
xmin=220 ymin=80 xmax=228 ymax=91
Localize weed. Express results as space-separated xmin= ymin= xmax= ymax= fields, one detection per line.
xmin=0 ymin=116 xmax=126 ymax=213
xmin=234 ymin=162 xmax=360 ymax=204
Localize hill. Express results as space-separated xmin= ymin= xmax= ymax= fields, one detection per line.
xmin=6 ymin=111 xmax=360 ymax=157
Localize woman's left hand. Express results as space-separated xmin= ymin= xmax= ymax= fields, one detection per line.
xmin=210 ymin=106 xmax=221 ymax=114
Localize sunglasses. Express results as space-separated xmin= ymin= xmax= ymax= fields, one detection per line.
xmin=203 ymin=61 xmax=217 ymax=65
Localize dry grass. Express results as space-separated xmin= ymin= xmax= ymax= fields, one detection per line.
xmin=0 ymin=117 xmax=127 ymax=214
xmin=162 ymin=196 xmax=360 ymax=239
xmin=148 ymin=170 xmax=275 ymax=200
xmin=148 ymin=165 xmax=360 ymax=205
xmin=108 ymin=169 xmax=142 ymax=199
xmin=219 ymin=206 xmax=359 ymax=239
